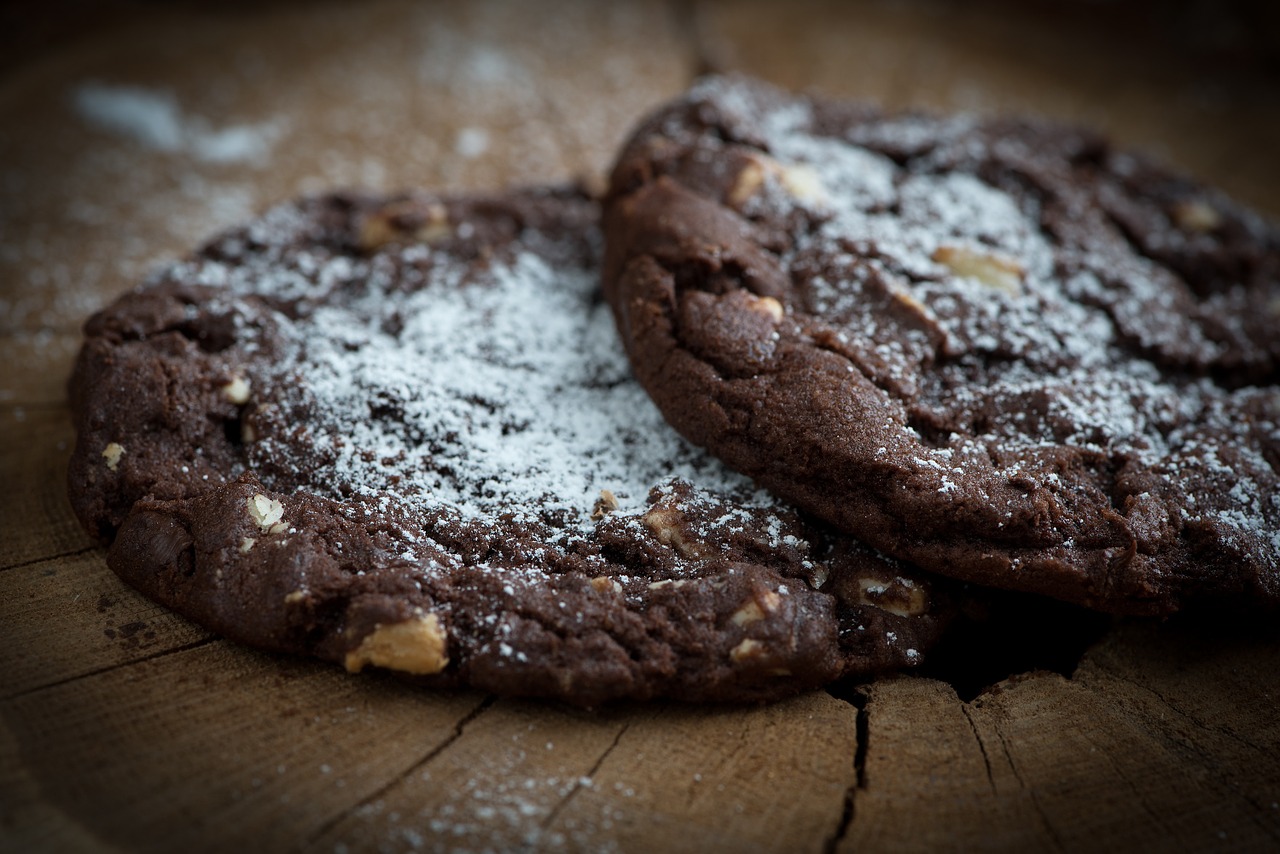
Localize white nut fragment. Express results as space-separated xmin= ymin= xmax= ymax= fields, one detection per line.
xmin=893 ymin=290 xmax=929 ymax=316
xmin=283 ymin=590 xmax=307 ymax=604
xmin=808 ymin=564 xmax=830 ymax=590
xmin=590 ymin=575 xmax=623 ymax=594
xmin=933 ymin=245 xmax=1025 ymax=296
xmin=221 ymin=376 xmax=251 ymax=405
xmin=728 ymin=159 xmax=767 ymax=207
xmin=748 ymin=295 xmax=785 ymax=322
xmin=344 ymin=611 xmax=449 ymax=675
xmin=1173 ymin=199 xmax=1222 ymax=232
xmin=358 ymin=201 xmax=451 ymax=250
xmin=642 ymin=506 xmax=711 ymax=559
xmin=728 ymin=153 xmax=828 ymax=208
xmin=778 ymin=162 xmax=826 ymax=205
xmin=855 ymin=577 xmax=928 ymax=618
xmin=730 ymin=638 xmax=763 ymax=663
xmin=414 ymin=203 xmax=451 ymax=243
xmin=102 ymin=442 xmax=124 ymax=471
xmin=731 ymin=590 xmax=782 ymax=627
xmin=239 ymin=536 xmax=257 ymax=553
xmin=590 ymin=489 xmax=619 ymax=521
xmin=647 ymin=578 xmax=689 ymax=590
xmin=247 ymin=493 xmax=285 ymax=530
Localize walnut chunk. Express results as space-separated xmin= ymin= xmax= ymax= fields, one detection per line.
xmin=729 ymin=638 xmax=763 ymax=663
xmin=221 ymin=375 xmax=251 ymax=405
xmin=590 ymin=576 xmax=623 ymax=594
xmin=239 ymin=536 xmax=256 ymax=553
xmin=1173 ymin=199 xmax=1222 ymax=232
xmin=247 ymin=493 xmax=285 ymax=530
xmin=344 ymin=611 xmax=449 ymax=675
xmin=102 ymin=442 xmax=124 ymax=471
xmin=748 ymin=295 xmax=784 ymax=323
xmin=414 ymin=204 xmax=451 ymax=243
xmin=893 ymin=290 xmax=929 ymax=316
xmin=284 ymin=590 xmax=307 ymax=604
xmin=778 ymin=162 xmax=826 ymax=205
xmin=358 ymin=201 xmax=450 ymax=250
xmin=642 ymin=506 xmax=711 ymax=559
xmin=728 ymin=153 xmax=828 ymax=208
xmin=854 ymin=576 xmax=928 ymax=618
xmin=590 ymin=489 xmax=619 ymax=520
xmin=808 ymin=564 xmax=830 ymax=589
xmin=933 ymin=245 xmax=1024 ymax=296
xmin=728 ymin=159 xmax=767 ymax=207
xmin=731 ymin=589 xmax=782 ymax=627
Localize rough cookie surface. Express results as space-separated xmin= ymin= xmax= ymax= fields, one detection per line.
xmin=603 ymin=77 xmax=1280 ymax=615
xmin=68 ymin=186 xmax=950 ymax=704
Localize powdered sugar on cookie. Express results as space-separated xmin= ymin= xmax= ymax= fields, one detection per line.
xmin=605 ymin=77 xmax=1278 ymax=610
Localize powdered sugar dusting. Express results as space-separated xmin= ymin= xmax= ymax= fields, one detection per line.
xmin=281 ymin=252 xmax=762 ymax=523
xmin=72 ymin=82 xmax=284 ymax=164
xmin=185 ymin=198 xmax=771 ymax=546
xmin=689 ymin=77 xmax=1280 ymax=569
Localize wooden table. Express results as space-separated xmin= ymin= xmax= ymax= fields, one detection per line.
xmin=3 ymin=2 xmax=1278 ymax=850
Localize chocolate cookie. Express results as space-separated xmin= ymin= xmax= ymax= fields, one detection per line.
xmin=603 ymin=77 xmax=1280 ymax=616
xmin=68 ymin=186 xmax=953 ymax=705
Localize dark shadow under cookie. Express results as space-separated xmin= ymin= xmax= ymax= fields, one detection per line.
xmin=602 ymin=76 xmax=1280 ymax=616
xmin=68 ymin=186 xmax=955 ymax=705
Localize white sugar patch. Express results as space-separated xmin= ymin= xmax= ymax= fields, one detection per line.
xmin=198 ymin=217 xmax=771 ymax=531
xmin=688 ymin=77 xmax=1279 ymax=563
xmin=72 ymin=82 xmax=283 ymax=164
xmin=284 ymin=253 xmax=763 ymax=522
xmin=455 ymin=127 xmax=490 ymax=159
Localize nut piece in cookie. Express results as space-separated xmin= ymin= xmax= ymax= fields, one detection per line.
xmin=102 ymin=442 xmax=124 ymax=471
xmin=246 ymin=493 xmax=285 ymax=530
xmin=932 ymin=245 xmax=1024 ymax=296
xmin=344 ymin=611 xmax=449 ymax=675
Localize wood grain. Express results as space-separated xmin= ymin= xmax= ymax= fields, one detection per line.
xmin=0 ymin=409 xmax=93 ymax=571
xmin=2 ymin=1 xmax=1278 ymax=851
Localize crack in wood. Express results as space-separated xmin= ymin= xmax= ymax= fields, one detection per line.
xmin=1 ymin=636 xmax=220 ymax=702
xmin=823 ymin=688 xmax=867 ymax=854
xmin=303 ymin=693 xmax=497 ymax=845
xmin=0 ymin=545 xmax=97 ymax=574
xmin=959 ymin=703 xmax=997 ymax=795
xmin=538 ymin=720 xmax=631 ymax=834
xmin=1088 ymin=723 xmax=1174 ymax=834
xmin=1087 ymin=656 xmax=1273 ymax=755
xmin=1085 ymin=658 xmax=1280 ymax=837
xmin=823 ymin=789 xmax=855 ymax=854
xmin=992 ymin=726 xmax=1067 ymax=853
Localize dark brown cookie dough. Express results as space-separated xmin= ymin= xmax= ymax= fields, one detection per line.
xmin=603 ymin=76 xmax=1280 ymax=616
xmin=68 ymin=186 xmax=952 ymax=705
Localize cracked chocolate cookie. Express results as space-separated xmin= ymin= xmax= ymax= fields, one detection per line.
xmin=603 ymin=77 xmax=1280 ymax=616
xmin=68 ymin=186 xmax=953 ymax=705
